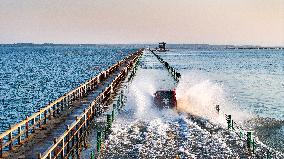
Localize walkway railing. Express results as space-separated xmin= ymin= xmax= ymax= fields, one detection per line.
xmin=0 ymin=49 xmax=143 ymax=158
xmin=39 ymin=50 xmax=143 ymax=159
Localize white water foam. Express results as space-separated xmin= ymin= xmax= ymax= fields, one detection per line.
xmin=175 ymin=70 xmax=251 ymax=126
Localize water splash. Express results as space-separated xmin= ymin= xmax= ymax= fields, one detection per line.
xmin=175 ymin=70 xmax=251 ymax=125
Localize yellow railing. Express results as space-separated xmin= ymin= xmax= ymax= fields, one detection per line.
xmin=39 ymin=50 xmax=143 ymax=159
xmin=0 ymin=49 xmax=143 ymax=158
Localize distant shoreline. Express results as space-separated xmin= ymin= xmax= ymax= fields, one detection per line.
xmin=0 ymin=43 xmax=283 ymax=50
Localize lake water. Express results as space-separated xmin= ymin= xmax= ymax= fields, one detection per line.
xmin=0 ymin=45 xmax=138 ymax=132
xmin=0 ymin=45 xmax=283 ymax=152
xmin=158 ymin=49 xmax=284 ymax=152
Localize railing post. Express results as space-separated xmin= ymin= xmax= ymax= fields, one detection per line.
xmin=0 ymin=138 xmax=3 ymax=158
xmin=61 ymin=99 xmax=64 ymax=111
xmin=33 ymin=117 xmax=36 ymax=133
xmin=240 ymin=129 xmax=243 ymax=139
xmin=52 ymin=105 xmax=56 ymax=117
xmin=62 ymin=138 xmax=65 ymax=158
xmin=266 ymin=149 xmax=270 ymax=159
xmin=48 ymin=152 xmax=51 ymax=159
xmin=9 ymin=125 xmax=12 ymax=150
xmin=111 ymin=109 xmax=115 ymax=122
xmin=18 ymin=126 xmax=21 ymax=144
xmin=97 ymin=131 xmax=102 ymax=153
xmin=26 ymin=116 xmax=29 ymax=138
xmin=90 ymin=151 xmax=95 ymax=159
xmin=252 ymin=138 xmax=256 ymax=153
xmin=215 ymin=105 xmax=220 ymax=114
xmin=44 ymin=110 xmax=47 ymax=124
xmin=66 ymin=125 xmax=70 ymax=154
xmin=39 ymin=110 xmax=42 ymax=128
xmin=66 ymin=95 xmax=69 ymax=107
xmin=246 ymin=131 xmax=253 ymax=150
xmin=53 ymin=138 xmax=58 ymax=157
xmin=226 ymin=115 xmax=232 ymax=129
xmin=76 ymin=121 xmax=80 ymax=158
xmin=107 ymin=114 xmax=112 ymax=133
xmin=72 ymin=129 xmax=75 ymax=147
xmin=48 ymin=108 xmax=52 ymax=120
xmin=57 ymin=103 xmax=60 ymax=114
xmin=84 ymin=109 xmax=87 ymax=127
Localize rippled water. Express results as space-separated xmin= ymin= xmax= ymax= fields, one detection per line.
xmin=160 ymin=49 xmax=284 ymax=120
xmin=0 ymin=45 xmax=283 ymax=152
xmin=158 ymin=49 xmax=284 ymax=152
xmin=0 ymin=45 xmax=137 ymax=132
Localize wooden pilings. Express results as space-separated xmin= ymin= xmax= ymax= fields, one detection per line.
xmin=150 ymin=50 xmax=181 ymax=81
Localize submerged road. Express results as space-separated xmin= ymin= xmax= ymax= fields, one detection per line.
xmin=81 ymin=50 xmax=284 ymax=159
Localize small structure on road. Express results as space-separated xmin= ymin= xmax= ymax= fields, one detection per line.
xmin=155 ymin=42 xmax=169 ymax=52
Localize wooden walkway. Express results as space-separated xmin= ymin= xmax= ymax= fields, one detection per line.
xmin=0 ymin=49 xmax=143 ymax=159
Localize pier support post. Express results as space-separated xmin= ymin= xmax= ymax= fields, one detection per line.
xmin=39 ymin=109 xmax=42 ymax=128
xmin=97 ymin=131 xmax=102 ymax=153
xmin=61 ymin=99 xmax=64 ymax=111
xmin=111 ymin=109 xmax=115 ymax=122
xmin=32 ymin=117 xmax=36 ymax=133
xmin=53 ymin=138 xmax=58 ymax=157
xmin=9 ymin=125 xmax=12 ymax=150
xmin=48 ymin=108 xmax=52 ymax=120
xmin=44 ymin=110 xmax=47 ymax=124
xmin=90 ymin=151 xmax=95 ymax=159
xmin=66 ymin=125 xmax=70 ymax=154
xmin=76 ymin=130 xmax=80 ymax=158
xmin=62 ymin=138 xmax=65 ymax=158
xmin=226 ymin=115 xmax=232 ymax=130
xmin=252 ymin=138 xmax=256 ymax=153
xmin=0 ymin=138 xmax=3 ymax=158
xmin=84 ymin=109 xmax=87 ymax=127
xmin=71 ymin=129 xmax=75 ymax=147
xmin=38 ymin=153 xmax=41 ymax=159
xmin=266 ymin=149 xmax=270 ymax=159
xmin=117 ymin=96 xmax=121 ymax=110
xmin=113 ymin=104 xmax=117 ymax=112
xmin=215 ymin=105 xmax=220 ymax=114
xmin=18 ymin=126 xmax=21 ymax=144
xmin=246 ymin=131 xmax=253 ymax=150
xmin=240 ymin=129 xmax=243 ymax=139
xmin=25 ymin=116 xmax=29 ymax=138
xmin=107 ymin=114 xmax=112 ymax=131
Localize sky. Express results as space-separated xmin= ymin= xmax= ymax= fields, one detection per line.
xmin=0 ymin=0 xmax=283 ymax=46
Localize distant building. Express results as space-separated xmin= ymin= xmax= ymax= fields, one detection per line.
xmin=156 ymin=42 xmax=169 ymax=52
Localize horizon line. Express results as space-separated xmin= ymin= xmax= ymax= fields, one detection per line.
xmin=1 ymin=42 xmax=284 ymax=48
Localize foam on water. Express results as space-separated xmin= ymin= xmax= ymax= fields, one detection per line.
xmin=81 ymin=49 xmax=284 ymax=158
xmin=175 ymin=70 xmax=252 ymax=126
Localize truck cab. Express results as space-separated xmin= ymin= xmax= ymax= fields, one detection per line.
xmin=154 ymin=90 xmax=177 ymax=109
